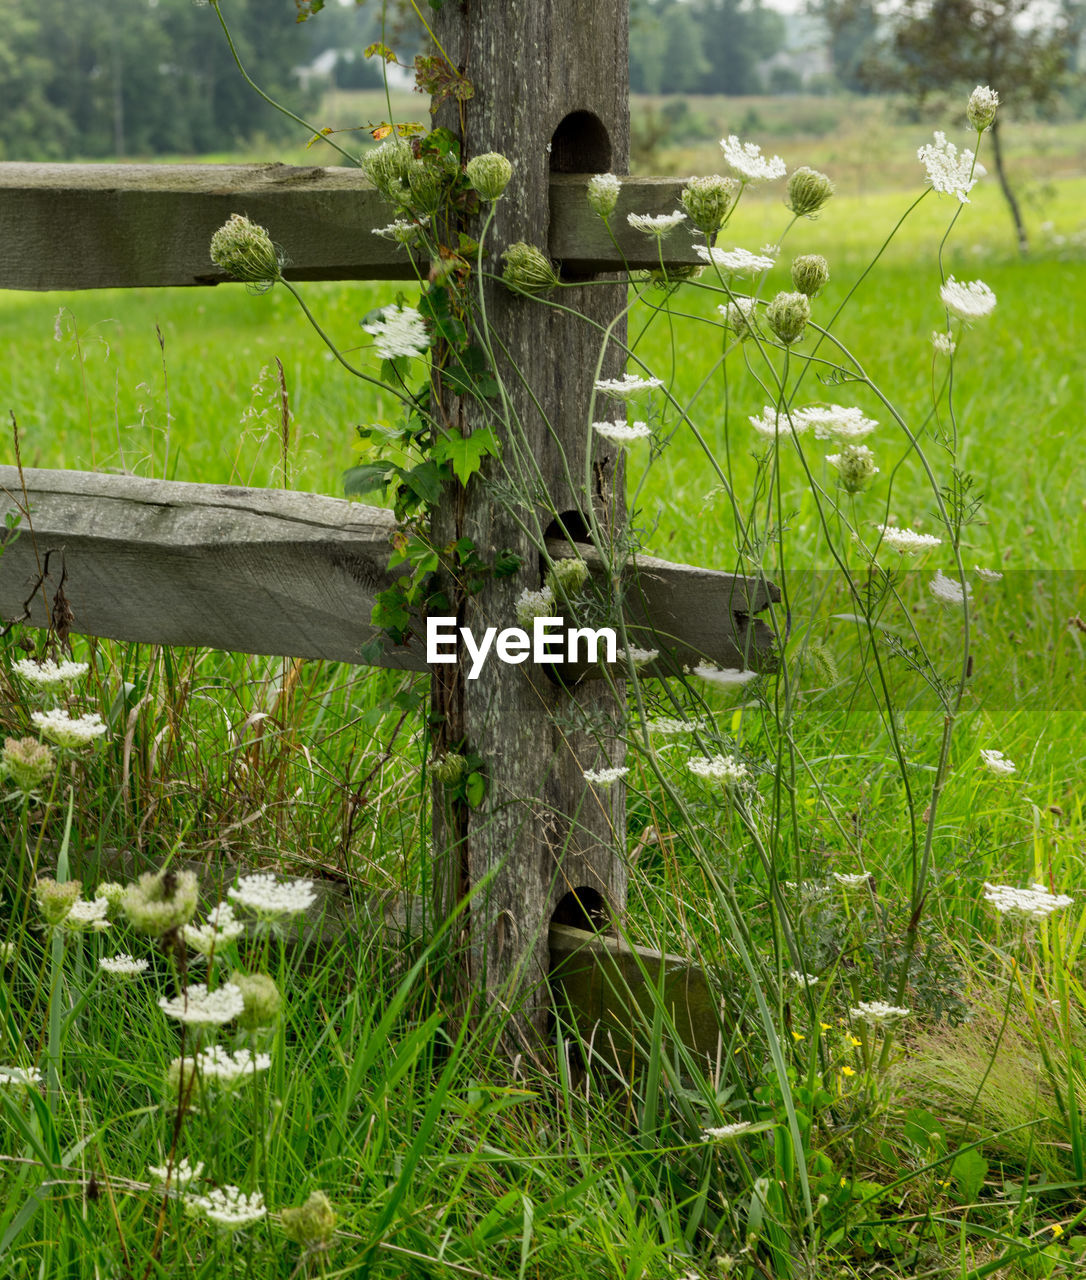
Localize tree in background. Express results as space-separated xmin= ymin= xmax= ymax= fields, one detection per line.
xmin=631 ymin=0 xmax=785 ymax=94
xmin=0 ymin=0 xmax=314 ymax=160
xmin=841 ymin=0 xmax=1082 ymax=251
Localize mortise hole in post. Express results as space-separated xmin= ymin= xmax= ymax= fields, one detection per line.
xmin=551 ymin=887 xmax=608 ymax=933
xmin=550 ymin=112 xmax=612 ymax=282
xmin=543 ymin=511 xmax=591 ymax=550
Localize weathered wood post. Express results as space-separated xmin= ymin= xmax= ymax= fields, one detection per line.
xmin=427 ymin=1 xmax=631 ymax=1038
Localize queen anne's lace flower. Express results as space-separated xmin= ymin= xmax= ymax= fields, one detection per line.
xmin=183 ymin=902 xmax=245 ymax=956
xmin=786 ymin=971 xmax=821 ymax=986
xmin=876 ymin=526 xmax=942 ymax=553
xmin=100 ymin=954 xmax=150 ymax=977
xmin=148 ymin=1157 xmax=204 ymax=1188
xmin=687 ymin=754 xmax=750 ymax=786
xmin=695 ymin=245 xmax=775 ymax=273
xmin=832 ymin=872 xmax=870 ymax=889
xmin=158 ymin=983 xmax=245 ymax=1027
xmin=62 ymin=897 xmax=111 ymax=931
xmin=983 ymin=882 xmax=1072 ymax=919
xmin=701 ymin=1121 xmax=756 ymax=1140
xmin=620 ymin=647 xmax=659 ymax=668
xmin=850 ymin=1000 xmax=910 ymax=1024
xmin=980 ymin=749 xmax=1016 ymax=776
xmin=583 ymin=766 xmax=628 ymax=787
xmin=196 ymin=1045 xmax=272 ymax=1083
xmin=967 ymin=85 xmax=999 ymax=132
xmin=587 ymin=172 xmax=621 ymax=218
xmin=931 ymin=331 xmax=956 ymax=355
xmin=371 ymin=218 xmax=428 ymax=247
xmin=11 ymin=658 xmax=89 ymax=690
xmin=720 ymin=135 xmax=786 ymax=183
xmin=361 ymin=304 xmax=429 ymax=359
xmin=974 ymin=566 xmax=1003 ymax=583
xmin=750 ymin=405 xmax=877 ymax=441
xmin=940 ymin=276 xmax=996 ymax=319
xmin=692 ymin=666 xmax=758 ymax=688
xmin=515 ymin=586 xmax=556 ymax=628
xmin=31 ymin=709 xmax=107 ymax=748
xmin=626 ymin=210 xmax=686 ymax=237
xmin=918 ymin=131 xmax=978 ymax=202
xmin=191 ymin=1185 xmax=266 ymax=1231
xmin=648 ymin=717 xmax=706 ymax=735
xmin=0 ymin=1066 xmax=42 ymax=1090
xmin=930 ymin=570 xmax=972 ymax=606
xmin=227 ymin=874 xmax=316 ymax=919
xmin=594 ymin=374 xmax=663 ymax=399
xmin=592 ymin=420 xmax=652 ymax=445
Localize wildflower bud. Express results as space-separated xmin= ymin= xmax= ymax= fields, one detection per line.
xmin=786 ymin=166 xmax=835 ymax=217
xmin=403 ymin=159 xmax=445 ymax=215
xmin=2 ymin=736 xmax=55 ymax=794
xmin=967 ymin=85 xmax=999 ymax=133
xmin=209 ymin=214 xmax=283 ymax=289
xmin=360 ymin=138 xmax=415 ymax=198
xmin=680 ymin=174 xmax=738 ymax=236
xmin=720 ymin=297 xmax=759 ymax=341
xmin=645 ymin=264 xmax=703 ymax=288
xmin=586 ymin=172 xmax=621 ymax=219
xmin=35 ymin=877 xmax=81 ymax=927
xmin=544 ymin=557 xmax=590 ymax=602
xmin=466 ymin=152 xmax=513 ymax=202
xmin=123 ymin=868 xmax=200 ymax=937
xmin=95 ymin=881 xmax=128 ymax=916
xmin=515 ymin=585 xmax=556 ymax=628
xmin=791 ymin=254 xmax=830 ymax=298
xmin=826 ymin=443 xmax=879 ymax=495
xmin=766 ymin=290 xmax=811 ymax=345
xmin=501 ymin=242 xmax=560 ymax=297
xmin=281 ymin=1189 xmax=337 ymax=1248
xmin=231 ymin=971 xmax=282 ymax=1030
xmin=431 ymin=752 xmax=468 ymax=786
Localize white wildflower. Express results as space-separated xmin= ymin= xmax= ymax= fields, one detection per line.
xmin=515 ymin=586 xmax=556 ymax=628
xmin=62 ymin=898 xmax=111 ymax=931
xmin=592 ymin=420 xmax=652 ymax=445
xmin=786 ymin=971 xmax=821 ymax=986
xmin=647 ymin=717 xmax=707 ymax=735
xmin=695 ymin=245 xmax=776 ymax=273
xmin=148 ymin=1157 xmax=204 ymax=1188
xmin=196 ymin=1044 xmax=272 ymax=1084
xmin=587 ymin=172 xmax=621 ymax=218
xmin=719 ymin=296 xmax=759 ymax=340
xmin=826 ymin=444 xmax=879 ymax=494
xmin=192 ymin=1185 xmax=266 ymax=1231
xmin=967 ymin=85 xmax=999 ymax=132
xmin=594 ymin=373 xmax=663 ymax=399
xmin=158 ymin=982 xmax=245 ymax=1027
xmin=361 ymin=304 xmax=429 ymax=360
xmin=183 ymin=901 xmax=245 ymax=957
xmin=620 ymin=647 xmax=659 ymax=668
xmin=983 ymin=882 xmax=1072 ymax=920
xmin=227 ymin=873 xmax=316 ymax=920
xmin=371 ymin=218 xmax=428 ymax=248
xmin=876 ymin=525 xmax=942 ymax=553
xmin=11 ymin=658 xmax=89 ymax=691
xmin=720 ymin=135 xmax=786 ymax=184
xmin=0 ymin=942 xmax=15 ymax=963
xmin=626 ymin=210 xmax=686 ymax=237
xmin=583 ymin=766 xmax=628 ymax=787
xmin=850 ymin=1000 xmax=910 ymax=1025
xmin=980 ymin=749 xmax=1016 ymax=776
xmin=918 ymin=131 xmax=978 ymax=202
xmin=701 ymin=1121 xmax=756 ymax=1140
xmin=30 ymin=709 xmax=107 ymax=748
xmin=974 ymin=566 xmax=1003 ymax=582
xmin=0 ymin=1066 xmax=42 ymax=1090
xmin=691 ymin=665 xmax=758 ymax=689
xmin=687 ymin=754 xmax=750 ymax=786
xmin=940 ymin=276 xmax=996 ymax=320
xmin=931 ymin=330 xmax=957 ymax=355
xmin=832 ymin=872 xmax=871 ymax=890
xmin=929 ymin=570 xmax=972 ymax=606
xmin=750 ymin=407 xmax=807 ymax=437
xmin=99 ymin=953 xmax=149 ymax=977
xmin=795 ymin=406 xmax=878 ymax=440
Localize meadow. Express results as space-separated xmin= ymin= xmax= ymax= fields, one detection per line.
xmin=0 ymin=90 xmax=1084 ymax=1278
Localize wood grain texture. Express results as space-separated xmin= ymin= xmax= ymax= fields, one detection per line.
xmin=0 ymin=468 xmax=776 ymax=675
xmin=0 ymin=163 xmax=700 ymax=290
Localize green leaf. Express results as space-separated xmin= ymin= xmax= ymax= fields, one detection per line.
xmin=396 ymin=459 xmax=445 ymax=506
xmin=343 ymin=463 xmax=393 ymax=497
xmin=465 ymin=771 xmax=486 ymax=808
xmin=432 ymin=428 xmax=499 ymax=486
xmin=951 ymin=1147 xmax=988 ymax=1202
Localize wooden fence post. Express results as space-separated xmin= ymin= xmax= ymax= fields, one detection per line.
xmin=428 ymin=1 xmax=632 ymax=1039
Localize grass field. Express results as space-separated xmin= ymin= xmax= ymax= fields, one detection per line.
xmin=1 ymin=96 xmax=1085 ymax=1277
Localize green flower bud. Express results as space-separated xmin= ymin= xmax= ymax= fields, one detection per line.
xmin=281 ymin=1189 xmax=337 ymax=1248
xmin=544 ymin=557 xmax=590 ymax=602
xmin=2 ymin=736 xmax=55 ymax=794
xmin=123 ymin=868 xmax=200 ymax=937
xmin=586 ymin=173 xmax=621 ymax=219
xmin=680 ymin=174 xmax=738 ymax=236
xmin=465 ymin=152 xmax=513 ymax=202
xmin=721 ymin=297 xmax=759 ymax=341
xmin=967 ymin=85 xmax=999 ymax=133
xmin=360 ymin=138 xmax=415 ymax=199
xmin=35 ymin=877 xmax=81 ymax=927
xmin=766 ymin=291 xmax=811 ymax=345
xmin=95 ymin=881 xmax=128 ymax=916
xmin=791 ymin=254 xmax=830 ymax=298
xmin=826 ymin=444 xmax=879 ymax=495
xmin=501 ymin=242 xmax=560 ymax=296
xmin=403 ymin=158 xmax=445 ymax=215
xmin=209 ymin=215 xmax=284 ymax=291
xmin=786 ymin=167 xmax=835 ymax=218
xmin=231 ymin=971 xmax=282 ymax=1030
xmin=431 ymin=752 xmax=468 ymax=786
